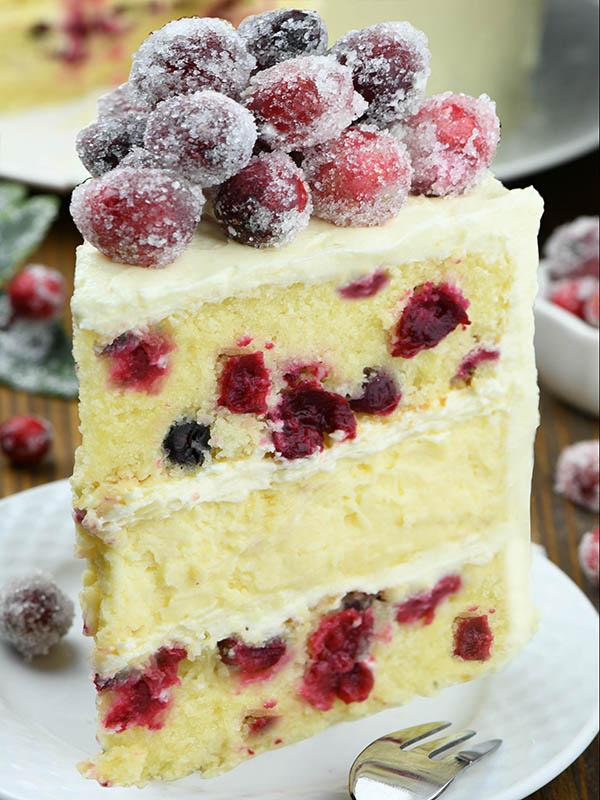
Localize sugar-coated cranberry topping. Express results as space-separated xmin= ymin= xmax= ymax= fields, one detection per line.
xmin=0 ymin=572 xmax=73 ymax=659
xmin=214 ymin=152 xmax=311 ymax=247
xmin=101 ymin=329 xmax=174 ymax=393
xmin=349 ymin=368 xmax=401 ymax=416
xmin=555 ymin=440 xmax=599 ymax=512
xmin=218 ymin=352 xmax=271 ymax=414
xmin=302 ymin=127 xmax=412 ymax=227
xmin=238 ymin=9 xmax=327 ymax=70
xmin=455 ymin=347 xmax=500 ymax=384
xmin=271 ymin=381 xmax=357 ymax=460
xmin=244 ymin=714 xmax=279 ymax=735
xmin=144 ymin=90 xmax=257 ymax=187
xmin=547 ymin=277 xmax=599 ymax=323
xmin=398 ymin=92 xmax=500 ymax=196
xmin=391 ymin=282 xmax=470 ymax=358
xmin=0 ymin=415 xmax=52 ymax=466
xmin=331 ymin=22 xmax=430 ymax=126
xmin=453 ymin=615 xmax=493 ymax=661
xmin=7 ymin=265 xmax=65 ymax=320
xmin=218 ymin=636 xmax=286 ymax=680
xmin=76 ymin=113 xmax=148 ymax=177
xmin=70 ymin=167 xmax=203 ymax=267
xmin=543 ymin=217 xmax=599 ymax=280
xmin=300 ymin=607 xmax=374 ymax=710
xmin=243 ymin=55 xmax=366 ymax=151
xmin=97 ymin=82 xmax=147 ymax=118
xmin=96 ymin=646 xmax=187 ymax=732
xmin=129 ymin=17 xmax=255 ymax=107
xmin=163 ymin=420 xmax=211 ymax=467
xmin=579 ymin=527 xmax=599 ymax=586
xmin=396 ymin=574 xmax=462 ymax=626
xmin=338 ymin=269 xmax=390 ymax=299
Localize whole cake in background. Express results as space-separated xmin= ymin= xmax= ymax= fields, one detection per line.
xmin=69 ymin=8 xmax=543 ymax=787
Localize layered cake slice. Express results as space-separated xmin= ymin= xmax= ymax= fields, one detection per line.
xmin=70 ymin=11 xmax=543 ymax=786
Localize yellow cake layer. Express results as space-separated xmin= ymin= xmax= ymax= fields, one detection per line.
xmin=83 ymin=541 xmax=533 ymax=786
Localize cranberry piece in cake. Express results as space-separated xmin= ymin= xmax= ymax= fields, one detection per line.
xmin=349 ymin=368 xmax=401 ymax=416
xmin=214 ymin=152 xmax=311 ymax=247
xmin=331 ymin=22 xmax=430 ymax=126
xmin=101 ymin=329 xmax=174 ymax=393
xmin=129 ymin=17 xmax=255 ymax=107
xmin=579 ymin=527 xmax=599 ymax=585
xmin=218 ymin=352 xmax=271 ymax=414
xmin=7 ymin=265 xmax=65 ymax=320
xmin=338 ymin=269 xmax=390 ymax=299
xmin=455 ymin=347 xmax=500 ymax=384
xmin=555 ymin=440 xmax=599 ymax=512
xmin=163 ymin=420 xmax=211 ymax=467
xmin=396 ymin=575 xmax=462 ymax=625
xmin=218 ymin=636 xmax=286 ymax=681
xmin=391 ymin=282 xmax=470 ymax=358
xmin=243 ymin=55 xmax=366 ymax=151
xmin=547 ymin=277 xmax=598 ymax=322
xmin=76 ymin=113 xmax=148 ymax=177
xmin=0 ymin=415 xmax=52 ymax=466
xmin=238 ymin=9 xmax=327 ymax=70
xmin=399 ymin=92 xmax=500 ymax=196
xmin=244 ymin=714 xmax=279 ymax=735
xmin=70 ymin=167 xmax=203 ymax=267
xmin=544 ymin=217 xmax=599 ymax=280
xmin=0 ymin=572 xmax=74 ymax=658
xmin=303 ymin=127 xmax=412 ymax=227
xmin=453 ymin=615 xmax=493 ymax=661
xmin=144 ymin=91 xmax=256 ymax=187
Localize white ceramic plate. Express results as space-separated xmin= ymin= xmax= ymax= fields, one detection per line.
xmin=0 ymin=0 xmax=598 ymax=192
xmin=0 ymin=480 xmax=598 ymax=800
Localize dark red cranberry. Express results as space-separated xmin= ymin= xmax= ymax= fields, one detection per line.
xmin=391 ymin=282 xmax=470 ymax=358
xmin=336 ymin=661 xmax=374 ymax=704
xmin=101 ymin=329 xmax=174 ymax=392
xmin=76 ymin=113 xmax=147 ymax=177
xmin=244 ymin=714 xmax=279 ymax=734
xmin=338 ymin=269 xmax=390 ymax=299
xmin=453 ymin=615 xmax=493 ymax=661
xmin=341 ymin=591 xmax=378 ymax=611
xmin=0 ymin=415 xmax=52 ymax=466
xmin=238 ymin=9 xmax=327 ymax=70
xmin=218 ymin=352 xmax=271 ymax=414
xmin=7 ymin=265 xmax=65 ymax=320
xmin=162 ymin=420 xmax=211 ymax=467
xmin=217 ymin=636 xmax=286 ymax=680
xmin=396 ymin=575 xmax=462 ymax=626
xmin=349 ymin=368 xmax=401 ymax=416
xmin=455 ymin=348 xmax=500 ymax=384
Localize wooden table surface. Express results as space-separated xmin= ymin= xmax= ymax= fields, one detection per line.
xmin=0 ymin=153 xmax=598 ymax=799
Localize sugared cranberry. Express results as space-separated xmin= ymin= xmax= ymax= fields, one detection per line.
xmin=555 ymin=440 xmax=599 ymax=512
xmin=331 ymin=22 xmax=430 ymax=126
xmin=303 ymin=127 xmax=412 ymax=227
xmin=96 ymin=646 xmax=187 ymax=732
xmin=7 ymin=265 xmax=65 ymax=320
xmin=349 ymin=368 xmax=401 ymax=416
xmin=0 ymin=415 xmax=52 ymax=466
xmin=338 ymin=269 xmax=390 ymax=299
xmin=218 ymin=352 xmax=271 ymax=414
xmin=271 ymin=381 xmax=356 ymax=460
xmin=579 ymin=527 xmax=599 ymax=586
xmin=453 ymin=615 xmax=493 ymax=661
xmin=97 ymin=82 xmax=147 ymax=117
xmin=218 ymin=636 xmax=286 ymax=680
xmin=548 ymin=277 xmax=598 ymax=322
xmin=0 ymin=572 xmax=73 ymax=659
xmin=238 ymin=9 xmax=327 ymax=70
xmin=300 ymin=607 xmax=374 ymax=710
xmin=214 ymin=152 xmax=311 ymax=247
xmin=455 ymin=347 xmax=500 ymax=384
xmin=76 ymin=113 xmax=148 ymax=176
xmin=70 ymin=167 xmax=203 ymax=267
xmin=144 ymin=90 xmax=256 ymax=187
xmin=129 ymin=17 xmax=255 ymax=107
xmin=244 ymin=714 xmax=279 ymax=735
xmin=391 ymin=282 xmax=470 ymax=358
xmin=398 ymin=92 xmax=500 ymax=196
xmin=101 ymin=329 xmax=174 ymax=392
xmin=243 ymin=55 xmax=366 ymax=151
xmin=544 ymin=217 xmax=599 ymax=280
xmin=163 ymin=420 xmax=211 ymax=467
xmin=396 ymin=575 xmax=462 ymax=626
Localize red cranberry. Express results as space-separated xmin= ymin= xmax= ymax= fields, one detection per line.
xmin=455 ymin=347 xmax=500 ymax=384
xmin=544 ymin=217 xmax=599 ymax=280
xmin=579 ymin=527 xmax=599 ymax=585
xmin=331 ymin=22 xmax=430 ymax=126
xmin=101 ymin=329 xmax=174 ymax=393
xmin=0 ymin=415 xmax=52 ymax=466
xmin=129 ymin=17 xmax=255 ymax=107
xmin=338 ymin=269 xmax=389 ymax=299
xmin=398 ymin=92 xmax=500 ymax=196
xmin=217 ymin=636 xmax=286 ymax=680
xmin=349 ymin=368 xmax=401 ymax=416
xmin=7 ymin=265 xmax=65 ymax=320
xmin=555 ymin=440 xmax=599 ymax=512
xmin=218 ymin=352 xmax=271 ymax=414
xmin=97 ymin=82 xmax=147 ymax=117
xmin=391 ymin=282 xmax=470 ymax=358
xmin=453 ymin=615 xmax=493 ymax=661
xmin=244 ymin=55 xmax=366 ymax=151
xmin=70 ymin=167 xmax=203 ymax=267
xmin=76 ymin=113 xmax=148 ymax=177
xmin=238 ymin=9 xmax=327 ymax=70
xmin=302 ymin=127 xmax=412 ymax=227
xmin=396 ymin=575 xmax=462 ymax=626
xmin=214 ymin=152 xmax=311 ymax=247
xmin=548 ymin=277 xmax=598 ymax=322
xmin=244 ymin=714 xmax=279 ymax=734
xmin=336 ymin=661 xmax=374 ymax=704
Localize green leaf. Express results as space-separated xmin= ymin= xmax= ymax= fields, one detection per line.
xmin=0 ymin=193 xmax=60 ymax=284
xmin=0 ymin=182 xmax=27 ymax=212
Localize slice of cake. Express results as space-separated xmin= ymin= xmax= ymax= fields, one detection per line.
xmin=70 ymin=11 xmax=543 ymax=787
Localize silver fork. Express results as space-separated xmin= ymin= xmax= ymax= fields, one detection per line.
xmin=349 ymin=721 xmax=502 ymax=800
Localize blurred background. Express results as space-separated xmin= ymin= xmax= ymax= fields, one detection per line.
xmin=0 ymin=1 xmax=598 ymax=798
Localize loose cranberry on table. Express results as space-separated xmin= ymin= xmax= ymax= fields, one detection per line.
xmin=302 ymin=127 xmax=412 ymax=227
xmin=7 ymin=265 xmax=65 ymax=320
xmin=76 ymin=112 xmax=148 ymax=177
xmin=0 ymin=415 xmax=52 ymax=466
xmin=238 ymin=8 xmax=327 ymax=70
xmin=579 ymin=527 xmax=600 ymax=586
xmin=543 ymin=216 xmax=599 ymax=280
xmin=555 ymin=440 xmax=599 ymax=513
